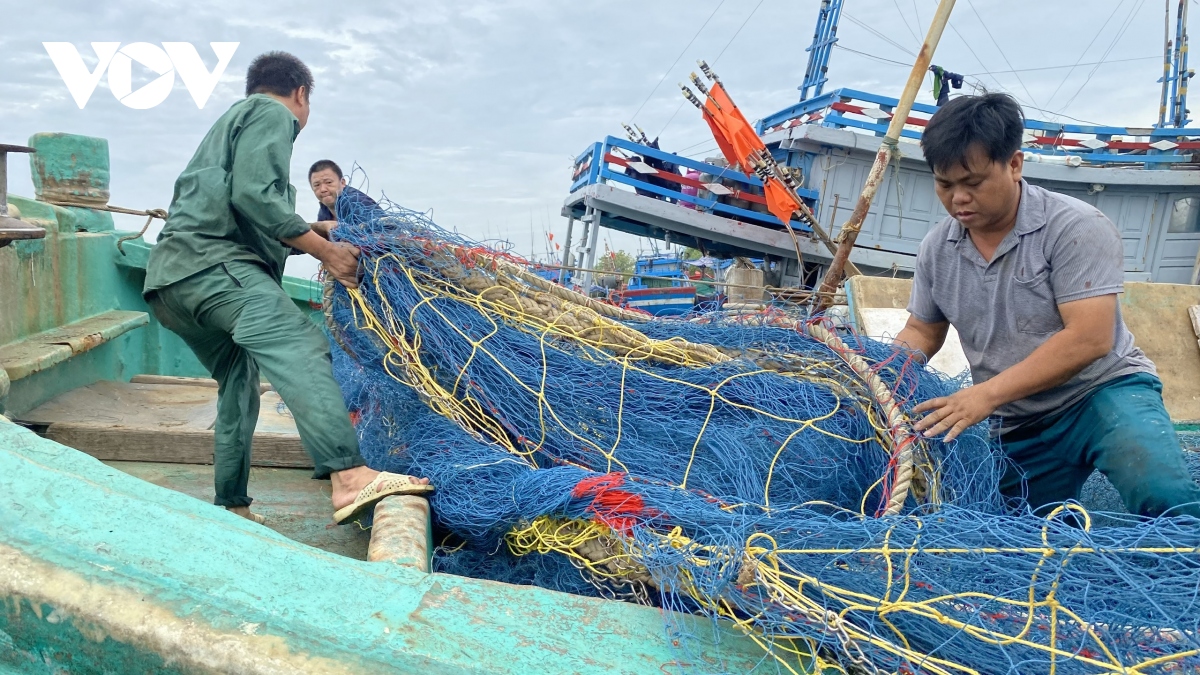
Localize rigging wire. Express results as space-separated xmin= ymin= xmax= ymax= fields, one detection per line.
xmin=893 ymin=0 xmax=923 ymax=46
xmin=629 ymin=0 xmax=727 ymax=124
xmin=964 ymin=0 xmax=1041 ymax=107
xmin=843 ymin=13 xmax=919 ymax=57
xmin=1043 ymin=0 xmax=1130 ymax=108
xmin=1057 ymin=0 xmax=1151 ymax=115
xmin=914 ymin=0 xmax=1028 ymax=101
xmin=713 ymin=0 xmax=768 ymax=64
xmin=833 ymin=44 xmax=914 ymax=68
xmin=831 ymin=46 xmax=1111 ymax=125
xmin=658 ymin=0 xmax=767 ymax=137
xmin=836 ymin=44 xmax=1160 ymax=75
xmin=969 ymin=54 xmax=1161 ymax=76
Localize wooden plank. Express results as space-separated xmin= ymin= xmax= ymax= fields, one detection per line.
xmin=0 ymin=310 xmax=148 ymax=381
xmin=130 ymin=374 xmax=219 ymax=388
xmin=47 ymin=423 xmax=312 ymax=468
xmin=1120 ymin=283 xmax=1200 ymax=422
xmin=846 ymin=276 xmax=913 ymax=314
xmin=16 ymin=380 xmax=310 ymax=467
xmin=130 ymin=374 xmax=272 ymax=392
xmin=18 ymin=380 xmax=217 ymax=427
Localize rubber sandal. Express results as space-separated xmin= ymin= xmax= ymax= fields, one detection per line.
xmin=333 ymin=472 xmax=434 ymax=524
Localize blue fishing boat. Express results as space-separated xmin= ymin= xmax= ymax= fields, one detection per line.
xmin=615 ymin=285 xmax=697 ymax=316
xmin=562 ymin=0 xmax=1200 ymax=287
xmin=616 ymin=254 xmax=698 ymax=315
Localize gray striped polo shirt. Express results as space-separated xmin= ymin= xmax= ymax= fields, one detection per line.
xmin=907 ymin=180 xmax=1155 ymax=433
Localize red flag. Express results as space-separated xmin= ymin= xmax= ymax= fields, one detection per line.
xmin=698 ymin=79 xmax=801 ymax=226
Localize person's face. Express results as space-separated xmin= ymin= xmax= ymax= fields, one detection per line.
xmin=310 ymin=169 xmax=345 ymax=208
xmin=932 ymin=143 xmax=1023 ymax=232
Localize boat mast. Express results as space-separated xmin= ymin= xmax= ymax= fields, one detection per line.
xmin=1158 ymin=0 xmax=1172 ymax=127
xmin=816 ymin=0 xmax=958 ymax=308
xmin=1167 ymin=0 xmax=1192 ymax=127
xmin=799 ymin=0 xmax=845 ymax=100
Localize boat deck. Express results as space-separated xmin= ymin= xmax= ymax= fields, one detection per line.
xmin=104 ymin=461 xmax=370 ymax=559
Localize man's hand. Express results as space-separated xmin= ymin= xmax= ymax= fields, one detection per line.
xmin=311 ymin=220 xmax=337 ymax=239
xmin=281 ymin=230 xmax=362 ymax=289
xmin=912 ymin=384 xmax=997 ymax=442
xmin=321 ymin=242 xmax=361 ymax=289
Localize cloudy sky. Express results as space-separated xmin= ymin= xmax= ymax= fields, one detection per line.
xmin=0 ymin=0 xmax=1179 ymax=278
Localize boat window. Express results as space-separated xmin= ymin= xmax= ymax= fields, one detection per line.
xmin=1168 ymin=197 xmax=1200 ymax=233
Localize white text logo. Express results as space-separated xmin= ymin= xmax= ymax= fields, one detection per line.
xmin=43 ymin=42 xmax=239 ymax=109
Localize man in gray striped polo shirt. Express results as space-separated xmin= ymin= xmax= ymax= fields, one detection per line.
xmin=895 ymin=93 xmax=1200 ymax=518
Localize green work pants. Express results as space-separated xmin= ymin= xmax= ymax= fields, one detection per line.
xmin=997 ymin=372 xmax=1200 ymax=518
xmin=147 ymin=261 xmax=365 ymax=507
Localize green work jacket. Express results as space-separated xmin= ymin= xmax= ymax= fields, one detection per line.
xmin=144 ymin=94 xmax=310 ymax=294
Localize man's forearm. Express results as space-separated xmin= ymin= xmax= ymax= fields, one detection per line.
xmin=283 ymin=230 xmax=336 ymax=260
xmin=974 ymin=328 xmax=1105 ymax=409
xmin=895 ymin=319 xmax=948 ymax=360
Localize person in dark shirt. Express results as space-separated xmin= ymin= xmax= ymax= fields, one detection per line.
xmin=308 ymin=159 xmax=380 ymax=235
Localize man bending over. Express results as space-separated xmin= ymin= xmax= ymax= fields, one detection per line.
xmin=896 ymin=93 xmax=1200 ymax=517
xmin=144 ymin=51 xmax=430 ymax=525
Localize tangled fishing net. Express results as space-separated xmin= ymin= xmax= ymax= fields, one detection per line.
xmin=324 ymin=199 xmax=1200 ymax=675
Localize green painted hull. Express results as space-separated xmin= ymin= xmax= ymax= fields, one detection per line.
xmin=0 ymin=418 xmax=772 ymax=674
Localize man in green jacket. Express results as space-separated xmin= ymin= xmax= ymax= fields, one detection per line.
xmin=145 ymin=52 xmax=430 ymax=525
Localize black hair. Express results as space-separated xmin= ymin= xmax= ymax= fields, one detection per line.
xmin=308 ymin=159 xmax=343 ymax=179
xmin=245 ymin=51 xmax=314 ymax=100
xmin=920 ymin=93 xmax=1024 ymax=173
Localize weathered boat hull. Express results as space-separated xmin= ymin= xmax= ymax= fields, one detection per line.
xmin=0 ymin=418 xmax=774 ymax=674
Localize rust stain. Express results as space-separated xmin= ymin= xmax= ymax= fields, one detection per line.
xmin=74 ymin=333 xmax=104 ymax=354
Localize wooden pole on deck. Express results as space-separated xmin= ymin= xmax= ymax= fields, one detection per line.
xmin=815 ymin=0 xmax=957 ymax=311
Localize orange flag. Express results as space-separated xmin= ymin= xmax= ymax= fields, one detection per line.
xmin=699 ymin=80 xmax=802 ymax=226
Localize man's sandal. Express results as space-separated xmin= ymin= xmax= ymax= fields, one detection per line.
xmin=333 ymin=472 xmax=434 ymax=525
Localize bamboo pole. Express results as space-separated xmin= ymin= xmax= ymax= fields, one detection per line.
xmin=815 ymin=0 xmax=957 ymax=311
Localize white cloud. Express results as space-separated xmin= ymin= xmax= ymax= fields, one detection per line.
xmin=0 ymin=0 xmax=1179 ymax=274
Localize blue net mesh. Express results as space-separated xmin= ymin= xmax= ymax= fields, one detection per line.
xmin=324 ymin=198 xmax=1200 ymax=675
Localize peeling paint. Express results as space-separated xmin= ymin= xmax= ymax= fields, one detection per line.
xmin=0 ymin=544 xmax=364 ymax=675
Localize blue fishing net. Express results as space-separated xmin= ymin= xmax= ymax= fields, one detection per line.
xmin=324 ymin=200 xmax=1200 ymax=675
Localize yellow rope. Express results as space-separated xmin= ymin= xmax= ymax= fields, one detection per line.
xmin=328 ymin=248 xmax=1195 ymax=674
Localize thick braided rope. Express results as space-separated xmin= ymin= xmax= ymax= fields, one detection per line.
xmin=805 ymin=321 xmax=922 ymax=516
xmin=474 ymin=251 xmax=652 ymax=323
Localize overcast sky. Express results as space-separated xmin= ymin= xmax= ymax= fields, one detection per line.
xmin=0 ymin=0 xmax=1180 ymax=279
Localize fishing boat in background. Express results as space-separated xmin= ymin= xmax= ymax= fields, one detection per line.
xmin=612 ymin=254 xmax=697 ymax=316
xmin=562 ymin=0 xmax=1200 ymax=288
